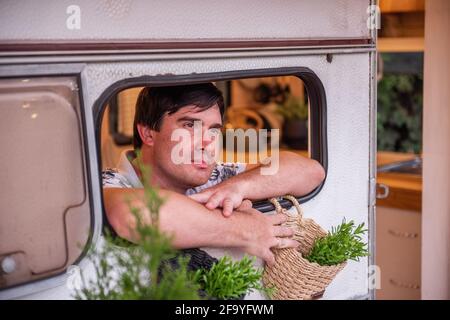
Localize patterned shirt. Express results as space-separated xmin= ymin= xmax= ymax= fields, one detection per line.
xmin=102 ymin=150 xmax=246 ymax=194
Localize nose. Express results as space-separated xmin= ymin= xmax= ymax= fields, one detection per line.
xmin=202 ymin=130 xmax=214 ymax=146
xmin=192 ymin=127 xmax=212 ymax=154
xmin=192 ymin=121 xmax=220 ymax=151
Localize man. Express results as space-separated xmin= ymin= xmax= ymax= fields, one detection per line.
xmin=103 ymin=83 xmax=325 ymax=266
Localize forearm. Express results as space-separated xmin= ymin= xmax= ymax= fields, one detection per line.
xmin=235 ymin=151 xmax=326 ymax=200
xmin=158 ymin=190 xmax=245 ymax=249
xmin=103 ymin=188 xmax=244 ymax=249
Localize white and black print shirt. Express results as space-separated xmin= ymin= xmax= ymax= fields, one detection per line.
xmin=102 ymin=150 xmax=246 ymax=195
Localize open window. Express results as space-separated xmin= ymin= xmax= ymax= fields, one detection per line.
xmin=96 ymin=68 xmax=327 ymax=212
xmin=0 ymin=77 xmax=92 ymax=290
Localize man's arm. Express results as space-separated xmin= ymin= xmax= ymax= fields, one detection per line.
xmin=103 ymin=188 xmax=298 ymax=265
xmin=189 ymin=151 xmax=326 ymax=216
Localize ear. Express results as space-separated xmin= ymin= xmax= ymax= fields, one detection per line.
xmin=137 ymin=124 xmax=155 ymax=146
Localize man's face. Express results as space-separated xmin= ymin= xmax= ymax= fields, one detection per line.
xmin=149 ymin=104 xmax=222 ymax=189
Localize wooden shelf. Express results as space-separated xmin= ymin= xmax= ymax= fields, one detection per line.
xmin=380 ymin=0 xmax=425 ymax=13
xmin=378 ymin=37 xmax=424 ymax=52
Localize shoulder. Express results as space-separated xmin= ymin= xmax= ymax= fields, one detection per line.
xmin=102 ymin=168 xmax=133 ymax=188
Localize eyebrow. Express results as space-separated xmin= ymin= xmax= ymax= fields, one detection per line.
xmin=177 ymin=116 xmax=223 ymax=129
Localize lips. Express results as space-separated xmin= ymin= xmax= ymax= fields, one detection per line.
xmin=191 ymin=160 xmax=209 ymax=169
xmin=191 ymin=152 xmax=214 ymax=168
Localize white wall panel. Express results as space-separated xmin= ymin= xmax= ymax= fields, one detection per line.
xmin=0 ymin=0 xmax=371 ymax=41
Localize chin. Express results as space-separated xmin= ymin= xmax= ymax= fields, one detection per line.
xmin=188 ymin=166 xmax=213 ymax=184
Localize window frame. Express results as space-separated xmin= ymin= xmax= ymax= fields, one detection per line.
xmin=94 ymin=67 xmax=328 ymax=212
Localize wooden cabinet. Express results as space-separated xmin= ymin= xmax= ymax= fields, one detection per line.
xmin=376 ymin=152 xmax=422 ymax=299
xmin=376 ymin=206 xmax=421 ymax=299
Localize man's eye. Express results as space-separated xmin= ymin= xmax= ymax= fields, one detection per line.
xmin=183 ymin=122 xmax=194 ymax=128
xmin=209 ymin=128 xmax=221 ymax=135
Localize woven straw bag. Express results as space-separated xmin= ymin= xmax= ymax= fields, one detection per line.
xmin=263 ymin=195 xmax=347 ymax=300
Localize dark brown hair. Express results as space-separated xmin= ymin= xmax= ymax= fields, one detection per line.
xmin=133 ymin=83 xmax=225 ymax=149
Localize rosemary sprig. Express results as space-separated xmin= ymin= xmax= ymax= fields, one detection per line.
xmin=305 ymin=219 xmax=369 ymax=266
xmin=194 ymin=256 xmax=267 ymax=300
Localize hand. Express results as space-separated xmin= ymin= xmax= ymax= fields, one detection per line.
xmin=188 ymin=182 xmax=246 ymax=217
xmin=231 ymin=207 xmax=299 ymax=266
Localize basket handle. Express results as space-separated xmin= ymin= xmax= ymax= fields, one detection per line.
xmin=269 ymin=195 xmax=304 ymax=222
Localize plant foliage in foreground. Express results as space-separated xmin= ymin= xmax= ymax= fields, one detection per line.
xmin=74 ymin=152 xmax=264 ymax=300
xmin=194 ymin=255 xmax=267 ymax=300
xmin=74 ymin=155 xmax=200 ymax=300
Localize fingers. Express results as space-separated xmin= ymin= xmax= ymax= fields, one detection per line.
xmin=191 ymin=191 xmax=247 ymax=218
xmin=188 ymin=190 xmax=212 ymax=203
xmin=224 ymin=198 xmax=252 ymax=217
xmin=270 ymin=237 xmax=299 ymax=249
xmin=222 ymin=198 xmax=234 ymax=217
xmin=237 ymin=199 xmax=253 ymax=211
xmin=277 ymin=238 xmax=300 ymax=249
xmin=273 ymin=226 xmax=295 ymax=237
xmin=267 ymin=213 xmax=288 ymax=226
xmin=262 ymin=250 xmax=276 ymax=267
xmin=261 ymin=238 xmax=299 ymax=267
xmin=205 ymin=192 xmax=223 ymax=210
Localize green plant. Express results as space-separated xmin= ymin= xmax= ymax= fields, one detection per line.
xmin=305 ymin=220 xmax=369 ymax=266
xmin=377 ymin=54 xmax=423 ymax=154
xmin=74 ymin=230 xmax=201 ymax=300
xmin=276 ymin=95 xmax=308 ymax=121
xmin=194 ymin=255 xmax=267 ymax=300
xmin=74 ymin=153 xmax=201 ymax=300
xmin=74 ymin=152 xmax=265 ymax=300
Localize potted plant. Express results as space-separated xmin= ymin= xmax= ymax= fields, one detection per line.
xmin=263 ymin=195 xmax=369 ymax=300
xmin=276 ymin=95 xmax=309 ymax=150
xmin=305 ymin=219 xmax=369 ymax=266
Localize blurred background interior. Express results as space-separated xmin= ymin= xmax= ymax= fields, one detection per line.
xmin=376 ymin=0 xmax=424 ymax=300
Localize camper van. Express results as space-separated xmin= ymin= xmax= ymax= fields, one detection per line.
xmin=0 ymin=0 xmax=379 ymax=300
